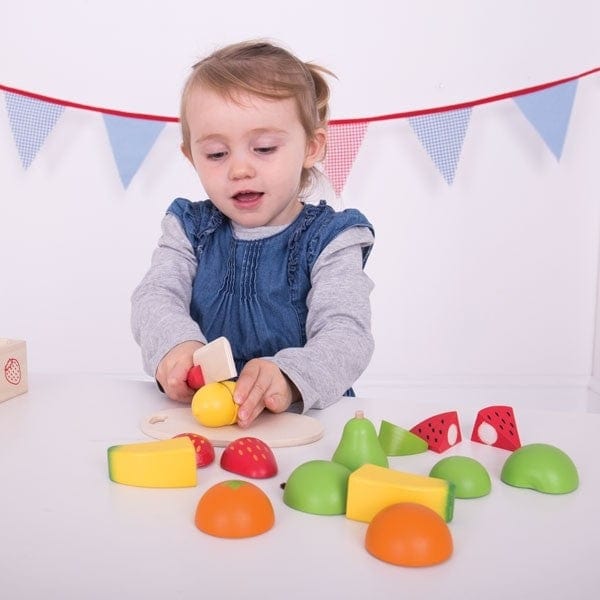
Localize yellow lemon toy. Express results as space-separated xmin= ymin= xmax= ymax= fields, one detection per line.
xmin=192 ymin=381 xmax=238 ymax=427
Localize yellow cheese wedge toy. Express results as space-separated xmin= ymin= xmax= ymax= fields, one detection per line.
xmin=107 ymin=437 xmax=197 ymax=488
xmin=346 ymin=464 xmax=455 ymax=523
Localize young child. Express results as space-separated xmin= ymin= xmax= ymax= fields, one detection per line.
xmin=131 ymin=40 xmax=375 ymax=427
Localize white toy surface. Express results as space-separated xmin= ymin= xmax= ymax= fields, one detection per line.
xmin=141 ymin=408 xmax=324 ymax=448
xmin=193 ymin=337 xmax=237 ymax=383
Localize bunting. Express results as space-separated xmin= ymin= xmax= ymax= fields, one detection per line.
xmin=4 ymin=92 xmax=64 ymax=169
xmin=103 ymin=114 xmax=166 ymax=187
xmin=408 ymin=108 xmax=471 ymax=185
xmin=323 ymin=122 xmax=369 ymax=196
xmin=0 ymin=66 xmax=597 ymax=193
xmin=514 ymin=80 xmax=578 ymax=160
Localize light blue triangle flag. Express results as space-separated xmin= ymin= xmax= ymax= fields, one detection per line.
xmin=514 ymin=81 xmax=577 ymax=160
xmin=4 ymin=92 xmax=65 ymax=168
xmin=103 ymin=114 xmax=166 ymax=188
xmin=409 ymin=108 xmax=471 ymax=185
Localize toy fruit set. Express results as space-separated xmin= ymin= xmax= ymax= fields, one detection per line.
xmin=281 ymin=405 xmax=579 ymax=568
xmin=107 ymin=355 xmax=580 ymax=565
xmin=107 ymin=431 xmax=279 ymax=538
xmin=108 ymin=337 xmax=279 ymax=538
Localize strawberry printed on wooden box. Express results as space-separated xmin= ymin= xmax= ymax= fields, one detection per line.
xmin=0 ymin=339 xmax=28 ymax=403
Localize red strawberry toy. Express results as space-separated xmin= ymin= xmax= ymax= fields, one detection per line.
xmin=173 ymin=433 xmax=215 ymax=467
xmin=220 ymin=437 xmax=278 ymax=479
xmin=186 ymin=365 xmax=205 ymax=390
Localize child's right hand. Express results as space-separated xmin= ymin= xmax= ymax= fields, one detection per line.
xmin=156 ymin=340 xmax=204 ymax=403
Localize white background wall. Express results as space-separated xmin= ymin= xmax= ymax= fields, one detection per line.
xmin=1 ymin=1 xmax=600 ymax=409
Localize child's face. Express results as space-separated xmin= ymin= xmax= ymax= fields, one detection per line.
xmin=182 ymin=85 xmax=325 ymax=228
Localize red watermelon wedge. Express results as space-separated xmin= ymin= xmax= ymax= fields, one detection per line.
xmin=471 ymin=405 xmax=521 ymax=451
xmin=409 ymin=411 xmax=462 ymax=453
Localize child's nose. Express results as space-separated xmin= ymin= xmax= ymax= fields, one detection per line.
xmin=228 ymin=154 xmax=255 ymax=180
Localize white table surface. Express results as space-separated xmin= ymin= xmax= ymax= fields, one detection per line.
xmin=1 ymin=374 xmax=599 ymax=600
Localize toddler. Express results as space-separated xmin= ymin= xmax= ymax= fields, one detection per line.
xmin=131 ymin=40 xmax=375 ymax=427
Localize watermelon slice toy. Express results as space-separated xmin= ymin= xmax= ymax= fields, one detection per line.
xmin=409 ymin=411 xmax=462 ymax=453
xmin=471 ymin=405 xmax=521 ymax=451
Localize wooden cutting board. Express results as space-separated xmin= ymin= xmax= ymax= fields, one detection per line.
xmin=141 ymin=407 xmax=325 ymax=448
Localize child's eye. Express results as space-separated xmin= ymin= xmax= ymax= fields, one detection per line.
xmin=206 ymin=151 xmax=227 ymax=160
xmin=254 ymin=146 xmax=277 ymax=155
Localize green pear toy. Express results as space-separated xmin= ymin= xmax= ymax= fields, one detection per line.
xmin=332 ymin=410 xmax=389 ymax=471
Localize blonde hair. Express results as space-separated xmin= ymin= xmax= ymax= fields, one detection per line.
xmin=180 ymin=40 xmax=334 ymax=192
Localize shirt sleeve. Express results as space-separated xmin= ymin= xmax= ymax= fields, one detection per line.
xmin=270 ymin=226 xmax=375 ymax=412
xmin=130 ymin=213 xmax=207 ymax=377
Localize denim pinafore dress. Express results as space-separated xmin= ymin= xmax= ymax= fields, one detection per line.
xmin=167 ymin=199 xmax=373 ymax=374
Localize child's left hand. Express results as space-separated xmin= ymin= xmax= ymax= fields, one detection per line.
xmin=233 ymin=359 xmax=299 ymax=428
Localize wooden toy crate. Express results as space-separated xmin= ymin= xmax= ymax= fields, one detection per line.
xmin=0 ymin=339 xmax=28 ymax=403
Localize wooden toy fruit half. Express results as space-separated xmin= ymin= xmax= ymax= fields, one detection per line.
xmin=409 ymin=411 xmax=462 ymax=453
xmin=365 ymin=502 xmax=453 ymax=567
xmin=500 ymin=443 xmax=579 ymax=494
xmin=173 ymin=432 xmax=215 ymax=467
xmin=195 ymin=480 xmax=275 ymax=538
xmin=429 ymin=456 xmax=491 ymax=499
xmin=221 ymin=437 xmax=278 ymax=478
xmin=191 ymin=381 xmax=238 ymax=427
xmin=283 ymin=460 xmax=351 ymax=515
xmin=378 ymin=420 xmax=428 ymax=456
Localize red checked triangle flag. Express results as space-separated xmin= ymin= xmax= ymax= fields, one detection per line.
xmin=324 ymin=122 xmax=369 ymax=196
xmin=4 ymin=92 xmax=65 ymax=168
xmin=103 ymin=114 xmax=166 ymax=188
xmin=514 ymin=81 xmax=577 ymax=160
xmin=409 ymin=108 xmax=472 ymax=185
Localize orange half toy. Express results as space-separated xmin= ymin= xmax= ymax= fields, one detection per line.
xmin=365 ymin=502 xmax=453 ymax=567
xmin=195 ymin=480 xmax=275 ymax=538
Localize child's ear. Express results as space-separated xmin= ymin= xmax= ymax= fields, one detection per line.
xmin=181 ymin=143 xmax=193 ymax=164
xmin=303 ymin=128 xmax=327 ymax=168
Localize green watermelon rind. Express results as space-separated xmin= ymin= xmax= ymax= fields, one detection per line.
xmin=378 ymin=420 xmax=429 ymax=456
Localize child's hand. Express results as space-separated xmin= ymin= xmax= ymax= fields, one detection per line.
xmin=233 ymin=359 xmax=299 ymax=428
xmin=156 ymin=340 xmax=204 ymax=403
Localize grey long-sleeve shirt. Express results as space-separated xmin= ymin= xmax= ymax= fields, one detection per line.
xmin=131 ymin=213 xmax=375 ymax=411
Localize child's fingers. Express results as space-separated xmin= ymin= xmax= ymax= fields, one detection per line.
xmin=235 ymin=360 xmax=275 ymax=425
xmin=165 ymin=362 xmax=194 ymax=403
xmin=264 ymin=393 xmax=289 ymax=413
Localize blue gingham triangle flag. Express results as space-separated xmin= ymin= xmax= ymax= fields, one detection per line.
xmin=4 ymin=92 xmax=65 ymax=169
xmin=514 ymin=81 xmax=577 ymax=160
xmin=103 ymin=114 xmax=166 ymax=188
xmin=409 ymin=108 xmax=472 ymax=185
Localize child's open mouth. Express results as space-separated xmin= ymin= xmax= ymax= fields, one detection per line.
xmin=233 ymin=191 xmax=263 ymax=203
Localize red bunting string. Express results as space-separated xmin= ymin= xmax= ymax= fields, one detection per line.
xmin=1 ymin=65 xmax=599 ymax=124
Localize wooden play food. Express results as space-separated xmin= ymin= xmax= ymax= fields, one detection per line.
xmin=173 ymin=433 xmax=215 ymax=467
xmin=378 ymin=420 xmax=428 ymax=456
xmin=409 ymin=411 xmax=462 ymax=453
xmin=429 ymin=456 xmax=491 ymax=499
xmin=195 ymin=480 xmax=275 ymax=538
xmin=220 ymin=437 xmax=278 ymax=479
xmin=501 ymin=443 xmax=579 ymax=494
xmin=365 ymin=503 xmax=453 ymax=567
xmin=283 ymin=460 xmax=351 ymax=515
xmin=471 ymin=405 xmax=522 ymax=451
xmin=191 ymin=381 xmax=238 ymax=427
xmin=346 ymin=464 xmax=455 ymax=523
xmin=107 ymin=437 xmax=197 ymax=488
xmin=332 ymin=411 xmax=388 ymax=471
